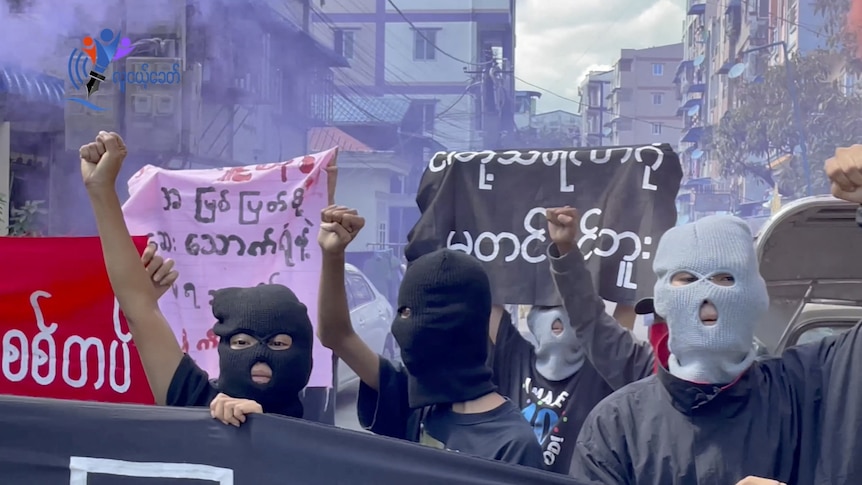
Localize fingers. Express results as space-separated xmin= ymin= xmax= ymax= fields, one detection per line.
xmin=826 ymin=145 xmax=862 ymax=196
xmin=97 ymin=131 xmax=125 ymax=153
xmin=79 ymin=143 xmax=100 ymax=163
xmin=141 ymin=242 xmax=157 ymax=264
xmin=320 ymin=222 xmax=351 ymax=239
xmin=152 ymin=258 xmax=175 ymax=285
xmin=320 ymin=205 xmax=358 ymax=223
xmin=209 ymin=394 xmax=262 ymax=427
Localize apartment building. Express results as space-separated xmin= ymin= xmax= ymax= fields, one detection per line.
xmin=605 ymin=43 xmax=683 ymax=147
xmin=310 ymin=0 xmax=516 ymax=252
xmin=577 ymin=69 xmax=613 ymax=147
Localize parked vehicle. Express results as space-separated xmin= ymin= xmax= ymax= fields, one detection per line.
xmin=753 ymin=196 xmax=862 ymax=354
xmin=337 ymin=263 xmax=399 ymax=392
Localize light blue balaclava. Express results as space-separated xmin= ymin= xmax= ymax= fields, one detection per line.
xmin=526 ymin=306 xmax=585 ymax=381
xmin=653 ymin=215 xmax=768 ymax=384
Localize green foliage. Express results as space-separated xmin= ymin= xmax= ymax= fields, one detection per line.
xmin=813 ymin=0 xmax=859 ymax=64
xmin=8 ymin=200 xmax=47 ymax=236
xmin=709 ymin=50 xmax=862 ymax=197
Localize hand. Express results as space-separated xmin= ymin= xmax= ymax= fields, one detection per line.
xmin=734 ymin=477 xmax=785 ymax=485
xmin=318 ymin=205 xmax=365 ymax=255
xmin=546 ymin=206 xmax=580 ymax=254
xmin=79 ymin=131 xmax=128 ymax=190
xmin=825 ymin=144 xmax=862 ymax=203
xmin=209 ymin=392 xmax=263 ymax=427
xmin=141 ymin=243 xmax=178 ymax=299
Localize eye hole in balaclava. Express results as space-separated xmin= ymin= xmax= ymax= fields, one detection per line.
xmin=670 ymin=271 xmax=736 ymax=288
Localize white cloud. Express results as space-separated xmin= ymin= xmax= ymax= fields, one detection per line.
xmin=514 ymin=0 xmax=686 ymax=113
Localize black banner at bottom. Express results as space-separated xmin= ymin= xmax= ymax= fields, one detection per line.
xmin=0 ymin=395 xmax=582 ymax=485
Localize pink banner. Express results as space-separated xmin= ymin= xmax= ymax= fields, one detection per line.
xmin=122 ymin=149 xmax=335 ymax=387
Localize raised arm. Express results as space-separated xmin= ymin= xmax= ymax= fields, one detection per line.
xmin=316 ymin=205 xmax=381 ymax=390
xmin=545 ymin=206 xmax=655 ymax=389
xmin=80 ymin=131 xmax=183 ymax=404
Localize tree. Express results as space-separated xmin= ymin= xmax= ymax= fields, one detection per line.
xmin=813 ymin=0 xmax=860 ymax=65
xmin=709 ymin=50 xmax=862 ymax=197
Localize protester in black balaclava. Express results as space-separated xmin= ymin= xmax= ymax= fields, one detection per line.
xmin=315 ymin=205 xmax=542 ymax=469
xmin=206 ymin=285 xmax=313 ymax=419
xmin=79 ymin=131 xmax=313 ymax=426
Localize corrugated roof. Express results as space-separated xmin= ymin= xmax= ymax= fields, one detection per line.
xmin=0 ymin=64 xmax=65 ymax=106
xmin=307 ymin=127 xmax=374 ymax=153
xmin=332 ymin=94 xmax=411 ymax=125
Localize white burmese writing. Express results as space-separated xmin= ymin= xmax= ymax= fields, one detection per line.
xmin=2 ymin=291 xmax=133 ymax=393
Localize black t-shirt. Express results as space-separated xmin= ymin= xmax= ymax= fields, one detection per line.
xmin=166 ymin=354 xmax=219 ymax=407
xmin=491 ymin=312 xmax=614 ymax=475
xmin=357 ymin=355 xmax=543 ymax=469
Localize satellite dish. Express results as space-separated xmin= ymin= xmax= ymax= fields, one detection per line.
xmin=602 ymin=127 xmax=612 ymax=136
xmin=691 ymin=149 xmax=704 ymax=159
xmin=687 ymin=104 xmax=700 ymax=116
xmin=728 ymin=63 xmax=746 ymax=79
xmin=693 ymin=54 xmax=705 ymax=67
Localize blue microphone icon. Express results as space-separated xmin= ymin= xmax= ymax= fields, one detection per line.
xmin=85 ymin=29 xmax=122 ymax=97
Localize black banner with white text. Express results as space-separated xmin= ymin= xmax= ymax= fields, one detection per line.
xmin=0 ymin=395 xmax=582 ymax=485
xmin=405 ymin=144 xmax=683 ymax=306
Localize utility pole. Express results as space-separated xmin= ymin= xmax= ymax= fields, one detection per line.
xmin=465 ymin=46 xmax=513 ymax=150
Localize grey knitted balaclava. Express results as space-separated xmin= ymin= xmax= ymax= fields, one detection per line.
xmin=526 ymin=306 xmax=585 ymax=381
xmin=653 ymin=215 xmax=768 ymax=384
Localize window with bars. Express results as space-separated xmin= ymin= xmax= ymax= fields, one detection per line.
xmin=334 ymin=29 xmax=356 ymax=60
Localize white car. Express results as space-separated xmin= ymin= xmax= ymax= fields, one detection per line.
xmin=338 ymin=263 xmax=400 ymax=392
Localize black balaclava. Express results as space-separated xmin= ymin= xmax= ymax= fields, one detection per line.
xmin=211 ymin=284 xmax=313 ymax=418
xmin=391 ymin=248 xmax=497 ymax=409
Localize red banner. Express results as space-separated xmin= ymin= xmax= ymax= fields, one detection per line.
xmin=0 ymin=236 xmax=154 ymax=404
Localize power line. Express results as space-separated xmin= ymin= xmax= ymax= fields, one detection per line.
xmin=514 ymin=76 xmax=684 ymax=130
xmin=385 ymin=0 xmax=492 ymax=67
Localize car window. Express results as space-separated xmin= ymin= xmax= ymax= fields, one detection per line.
xmin=793 ymin=322 xmax=855 ymax=346
xmin=346 ymin=272 xmax=375 ymax=308
xmin=343 ymin=274 xmax=357 ymax=310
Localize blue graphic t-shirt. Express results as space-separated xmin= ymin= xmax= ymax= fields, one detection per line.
xmin=491 ymin=312 xmax=614 ymax=475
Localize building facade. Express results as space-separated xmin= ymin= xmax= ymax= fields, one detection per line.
xmin=1 ymin=0 xmax=343 ymax=236
xmin=605 ymin=43 xmax=683 ymax=147
xmin=578 ymin=69 xmax=613 ymax=147
xmin=531 ymin=109 xmax=581 ymax=145
xmin=310 ymin=0 xmax=516 ymax=253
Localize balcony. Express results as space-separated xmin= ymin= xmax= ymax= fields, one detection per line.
xmin=687 ymin=0 xmax=706 ymax=16
xmin=677 ymin=97 xmax=702 ymax=117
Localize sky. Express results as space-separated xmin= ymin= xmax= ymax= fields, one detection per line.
xmin=514 ymin=0 xmax=687 ymax=114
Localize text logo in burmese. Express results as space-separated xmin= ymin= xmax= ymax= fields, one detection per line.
xmin=66 ymin=29 xmax=134 ymax=111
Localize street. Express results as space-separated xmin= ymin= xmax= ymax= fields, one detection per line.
xmin=334 ymin=382 xmax=365 ymax=432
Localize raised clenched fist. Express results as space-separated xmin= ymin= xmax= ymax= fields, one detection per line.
xmin=825 ymin=144 xmax=862 ymax=204
xmin=80 ymin=131 xmax=128 ymax=189
xmin=546 ymin=206 xmax=581 ymax=254
xmin=317 ymin=205 xmax=365 ymax=255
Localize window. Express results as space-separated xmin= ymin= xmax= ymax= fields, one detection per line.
xmin=619 ymin=59 xmax=633 ymax=72
xmin=413 ymin=28 xmax=438 ymax=61
xmin=652 ymin=123 xmax=663 ymax=135
xmin=377 ymin=222 xmax=387 ymax=244
xmin=757 ymin=0 xmax=769 ymax=17
xmin=652 ymin=63 xmax=664 ymax=76
xmin=334 ymin=29 xmax=356 ymax=60
xmin=652 ymin=93 xmax=664 ymax=105
xmin=420 ymin=101 xmax=436 ymax=132
xmin=346 ymin=273 xmax=375 ymax=308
